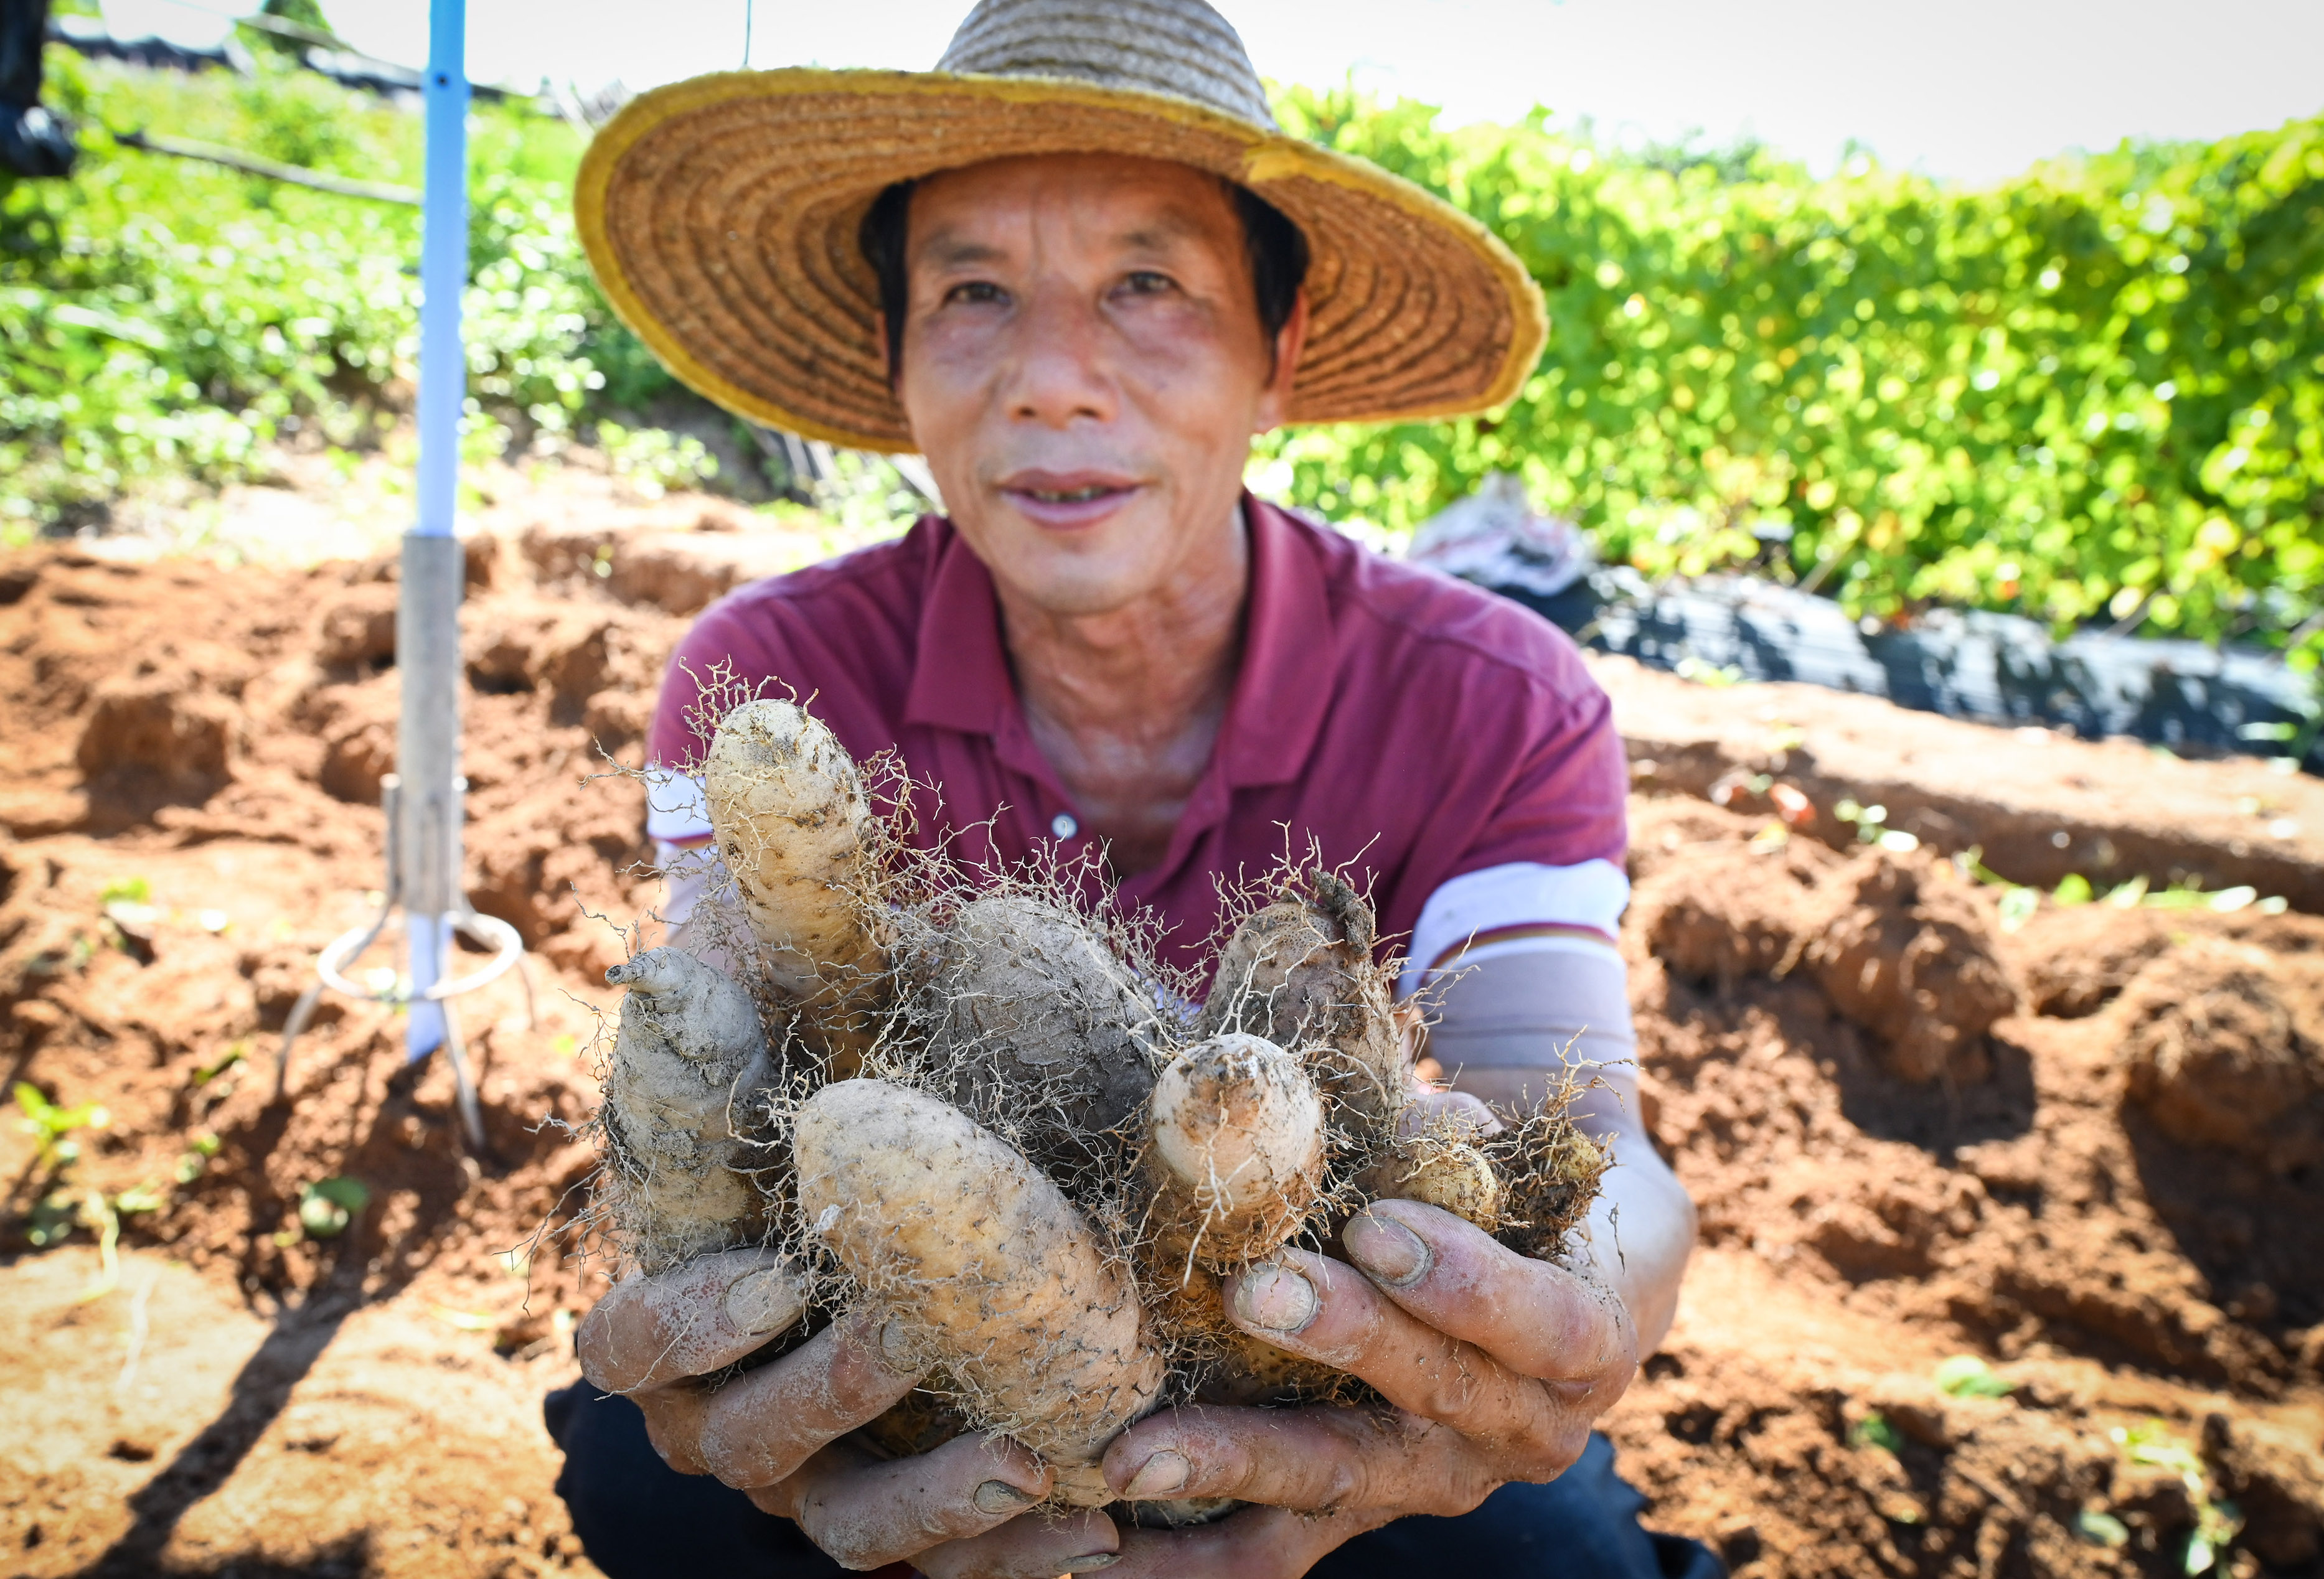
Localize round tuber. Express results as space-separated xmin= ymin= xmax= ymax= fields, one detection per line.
xmin=1198 ymin=871 xmax=1405 ymax=1133
xmin=1145 ymin=1031 xmax=1327 ymax=1273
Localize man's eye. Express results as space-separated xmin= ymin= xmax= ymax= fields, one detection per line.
xmin=944 ymin=280 xmax=1008 ymax=306
xmin=1121 ymin=270 xmax=1176 ymax=296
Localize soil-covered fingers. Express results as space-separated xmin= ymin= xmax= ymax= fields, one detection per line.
xmin=1107 ymin=1502 xmax=1401 ymax=1579
xmin=633 ymin=1385 xmax=712 ymax=1475
xmin=763 ymin=1432 xmax=1061 ymax=1573
xmin=1340 ymin=1199 xmax=1635 ymax=1397
xmin=908 ymin=1508 xmax=1120 ymax=1579
xmin=576 ymin=1248 xmax=806 ymax=1394
xmin=1218 ymin=1249 xmax=1564 ymax=1461
xmin=694 ymin=1312 xmax=926 ymax=1489
xmin=1101 ymin=1403 xmax=1499 ymax=1518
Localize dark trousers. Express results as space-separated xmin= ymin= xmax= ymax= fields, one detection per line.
xmin=547 ymin=1386 xmax=1723 ymax=1579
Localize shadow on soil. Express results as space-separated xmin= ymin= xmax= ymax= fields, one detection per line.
xmin=69 ymin=1043 xmax=537 ymax=1577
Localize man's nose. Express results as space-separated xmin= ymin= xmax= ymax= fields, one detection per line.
xmin=1002 ymin=282 xmax=1116 ymax=429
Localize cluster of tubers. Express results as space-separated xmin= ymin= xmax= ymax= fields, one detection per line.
xmin=592 ymin=698 xmax=1611 ymax=1513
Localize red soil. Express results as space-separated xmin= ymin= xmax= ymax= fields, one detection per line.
xmin=2 ymin=493 xmax=2320 ymax=1577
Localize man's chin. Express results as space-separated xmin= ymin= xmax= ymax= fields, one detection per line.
xmin=1002 ymin=568 xmax=1154 ymax=620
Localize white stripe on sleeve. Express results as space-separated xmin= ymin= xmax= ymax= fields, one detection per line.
xmin=1398 ymin=858 xmax=1631 ymax=998
xmin=644 ymin=769 xmax=714 ymax=845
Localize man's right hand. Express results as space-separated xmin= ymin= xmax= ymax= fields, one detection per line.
xmin=573 ymin=1248 xmax=1126 ymax=1576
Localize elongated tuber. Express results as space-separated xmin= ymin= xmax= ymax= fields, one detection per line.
xmin=600 ymin=947 xmax=781 ymax=1276
xmin=793 ymin=1078 xmax=1165 ymax=1504
xmin=703 ymin=700 xmax=887 ymax=1057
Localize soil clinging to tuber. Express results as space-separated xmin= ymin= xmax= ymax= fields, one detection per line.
xmin=587 ymin=700 xmax=1615 ymax=1506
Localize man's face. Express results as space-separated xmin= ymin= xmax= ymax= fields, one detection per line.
xmin=893 ymin=153 xmax=1301 ymax=617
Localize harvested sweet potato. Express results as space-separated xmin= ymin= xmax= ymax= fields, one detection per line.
xmin=1198 ymin=870 xmax=1404 ymax=1133
xmin=793 ymin=1077 xmax=1166 ymax=1505
xmin=703 ymin=698 xmax=888 ymax=1068
xmin=599 ymin=947 xmax=781 ymax=1276
xmin=1145 ymin=1031 xmax=1327 ymax=1272
xmin=898 ymin=891 xmax=1164 ymax=1183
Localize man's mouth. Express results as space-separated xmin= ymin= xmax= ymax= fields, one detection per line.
xmin=998 ymin=471 xmax=1142 ymax=525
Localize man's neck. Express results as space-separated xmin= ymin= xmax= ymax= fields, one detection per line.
xmin=995 ymin=503 xmax=1249 ymax=876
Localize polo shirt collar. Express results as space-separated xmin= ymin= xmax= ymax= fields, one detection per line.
xmin=900 ymin=495 xmax=1335 ymax=789
xmin=903 ymin=517 xmax=1014 ymax=736
xmin=1219 ymin=495 xmax=1334 ymax=788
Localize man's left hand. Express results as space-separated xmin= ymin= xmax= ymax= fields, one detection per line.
xmin=1093 ymin=1195 xmax=1639 ymax=1577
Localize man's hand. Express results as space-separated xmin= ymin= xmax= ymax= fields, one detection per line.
xmin=573 ymin=1198 xmax=1633 ymax=1579
xmin=575 ymin=1248 xmax=1119 ymax=1575
xmin=1088 ymin=1196 xmax=1639 ymax=1576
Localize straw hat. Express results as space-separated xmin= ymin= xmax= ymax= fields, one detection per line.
xmin=574 ymin=0 xmax=1548 ymax=453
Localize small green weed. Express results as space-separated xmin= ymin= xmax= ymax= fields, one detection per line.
xmin=296 ymin=1176 xmax=371 ymax=1240
xmin=13 ymin=1081 xmax=110 ymax=1170
xmin=1932 ymin=1354 xmax=2015 ymax=1398
xmin=1848 ymin=1412 xmax=1903 ymax=1454
xmin=2111 ymin=1422 xmax=2244 ymax=1575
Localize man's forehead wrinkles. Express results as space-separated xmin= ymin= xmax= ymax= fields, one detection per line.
xmin=911 ymin=222 xmax=1010 ymax=268
xmin=912 ymin=172 xmax=1230 ymax=265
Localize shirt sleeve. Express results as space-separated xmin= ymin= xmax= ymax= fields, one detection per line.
xmin=1421 ymin=944 xmax=1636 ymax=1074
xmin=1397 ymin=858 xmax=1630 ymax=997
xmin=1388 ymin=630 xmax=1631 ymax=996
xmin=646 ymin=599 xmax=790 ymax=775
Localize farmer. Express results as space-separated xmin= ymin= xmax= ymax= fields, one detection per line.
xmin=550 ymin=1 xmax=1708 ymax=1575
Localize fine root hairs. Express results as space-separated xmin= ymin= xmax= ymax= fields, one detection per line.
xmin=1484 ymin=1087 xmax=1615 ymax=1265
xmin=580 ymin=734 xmax=1618 ymax=1478
xmin=1357 ymin=1117 xmax=1504 ymax=1235
xmin=1198 ymin=864 xmax=1406 ymax=1135
xmin=792 ymin=1078 xmax=1166 ymax=1506
xmin=598 ymin=947 xmax=785 ymax=1277
xmin=888 ymin=889 xmax=1172 ymax=1199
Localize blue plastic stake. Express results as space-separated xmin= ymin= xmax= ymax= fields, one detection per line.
xmin=415 ymin=0 xmax=467 ymax=544
xmin=402 ymin=0 xmax=469 ymax=1059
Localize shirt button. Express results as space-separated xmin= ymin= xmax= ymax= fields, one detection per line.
xmin=1051 ymin=813 xmax=1078 ymax=840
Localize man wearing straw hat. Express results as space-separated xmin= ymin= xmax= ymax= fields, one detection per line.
xmin=554 ymin=2 xmax=1711 ymax=1575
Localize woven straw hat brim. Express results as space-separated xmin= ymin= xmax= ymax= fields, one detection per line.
xmin=575 ymin=68 xmax=1548 ymax=453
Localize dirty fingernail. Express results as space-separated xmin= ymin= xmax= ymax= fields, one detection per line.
xmin=1345 ymin=1211 xmax=1431 ymax=1286
xmin=877 ymin=1317 xmax=919 ymax=1372
xmin=723 ymin=1267 xmax=804 ymax=1336
xmin=1065 ymin=1556 xmax=1119 ymax=1572
xmin=1233 ymin=1263 xmax=1317 ymax=1333
xmin=1119 ymin=1449 xmax=1189 ymax=1499
xmin=973 ymin=1479 xmax=1036 ymax=1515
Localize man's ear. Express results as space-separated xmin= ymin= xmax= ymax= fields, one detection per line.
xmin=1254 ymin=289 xmax=1310 ymax=436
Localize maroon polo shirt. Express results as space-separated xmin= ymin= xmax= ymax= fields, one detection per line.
xmin=647 ymin=496 xmax=1625 ymax=973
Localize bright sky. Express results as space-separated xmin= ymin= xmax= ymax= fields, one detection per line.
xmin=103 ymin=0 xmax=2324 ymax=182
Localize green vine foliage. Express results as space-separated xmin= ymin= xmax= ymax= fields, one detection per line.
xmin=5 ymin=57 xmax=2320 ymax=667
xmin=1 ymin=50 xmax=674 ymax=534
xmin=1262 ymin=86 xmax=2324 ymax=663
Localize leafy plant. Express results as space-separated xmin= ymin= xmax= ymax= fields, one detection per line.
xmin=2110 ymin=1422 xmax=2245 ymax=1575
xmin=598 ymin=420 xmax=718 ymax=499
xmin=1258 ymin=85 xmax=2324 ymax=668
xmin=12 ymin=1080 xmax=110 ymax=1170
xmin=9 ymin=55 xmax=2321 ymax=673
xmin=1848 ymin=1411 xmax=1903 ymax=1454
xmin=296 ymin=1174 xmax=370 ymax=1239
